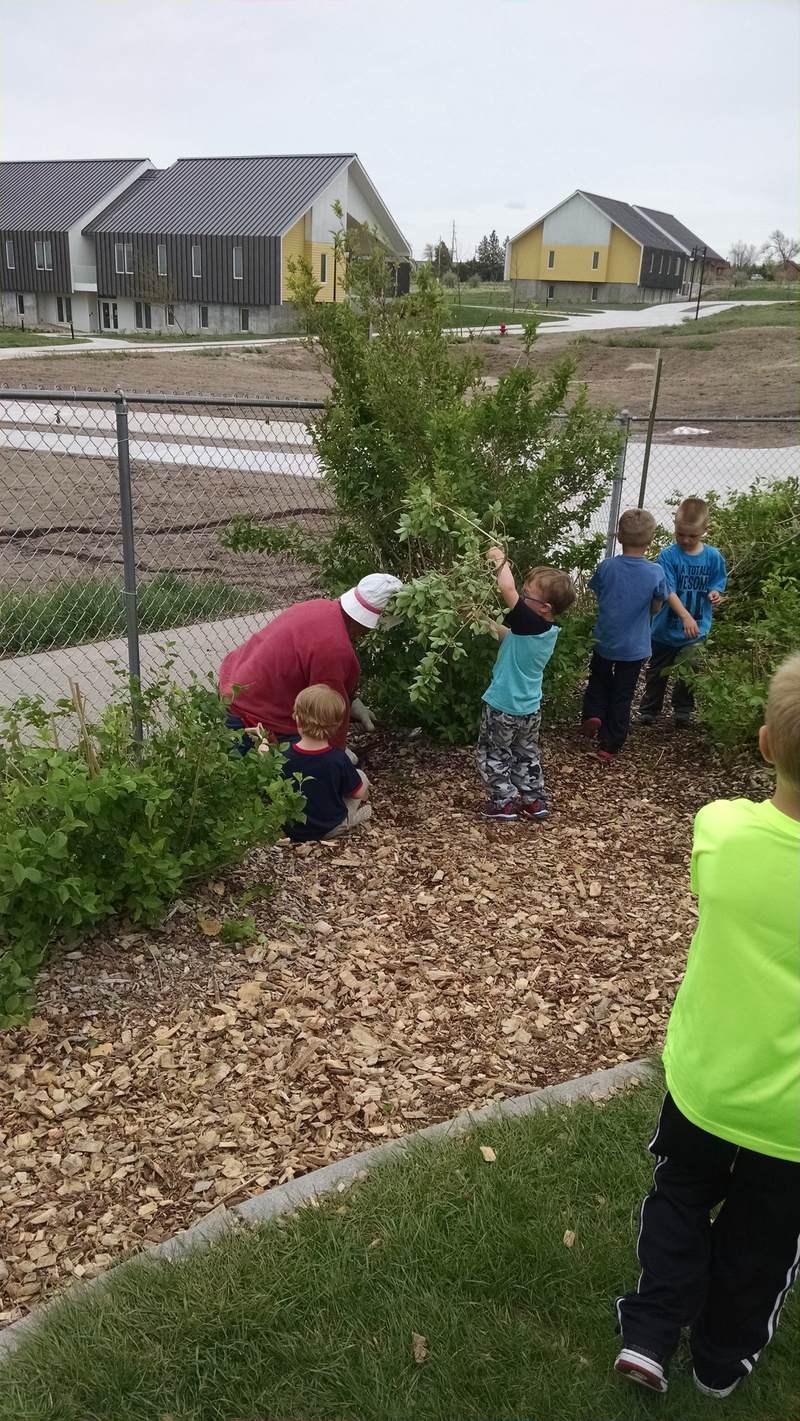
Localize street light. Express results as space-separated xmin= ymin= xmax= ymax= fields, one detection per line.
xmin=691 ymin=244 xmax=707 ymax=321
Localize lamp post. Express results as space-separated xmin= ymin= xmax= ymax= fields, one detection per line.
xmin=692 ymin=244 xmax=708 ymax=321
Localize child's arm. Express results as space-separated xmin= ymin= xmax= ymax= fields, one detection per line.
xmin=650 ymin=598 xmax=663 ymax=615
xmin=666 ymin=591 xmax=700 ymax=640
xmin=486 ymin=546 xmax=519 ymax=610
xmin=708 ymin=589 xmax=723 ymax=608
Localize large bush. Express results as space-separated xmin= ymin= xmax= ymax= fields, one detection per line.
xmin=0 ymin=674 xmax=304 ymax=1027
xmin=230 ymin=220 xmax=621 ymax=741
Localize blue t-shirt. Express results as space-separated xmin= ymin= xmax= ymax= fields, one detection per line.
xmin=281 ymin=743 xmax=362 ymax=841
xmin=588 ymin=555 xmax=669 ymax=661
xmin=482 ymin=600 xmax=560 ymax=716
xmin=650 ymin=542 xmax=727 ymax=648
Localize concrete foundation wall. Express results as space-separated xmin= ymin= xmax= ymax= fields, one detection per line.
xmin=93 ymin=299 xmax=300 ymax=336
xmin=2 ymin=290 xmax=38 ymax=326
xmin=510 ymin=279 xmax=680 ymax=305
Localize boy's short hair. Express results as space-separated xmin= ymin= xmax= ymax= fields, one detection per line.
xmin=766 ymin=652 xmax=800 ymax=785
xmin=293 ymin=684 xmax=347 ymax=740
xmin=524 ymin=566 xmax=576 ymax=615
xmin=618 ymin=507 xmax=656 ymax=546
xmin=675 ymin=497 xmax=710 ymax=530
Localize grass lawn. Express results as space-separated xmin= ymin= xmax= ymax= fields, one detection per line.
xmin=703 ymin=284 xmax=800 ymax=302
xmin=1 ymin=574 xmax=268 ymax=657
xmin=0 ymin=329 xmax=88 ymax=348
xmin=1 ymin=1072 xmax=796 ymax=1421
xmin=588 ymin=300 xmax=799 ymax=349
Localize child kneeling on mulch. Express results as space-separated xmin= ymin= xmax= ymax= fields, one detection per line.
xmin=274 ymin=685 xmax=372 ymax=842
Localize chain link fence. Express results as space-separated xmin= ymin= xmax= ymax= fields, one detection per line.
xmin=1 ymin=389 xmax=798 ymax=716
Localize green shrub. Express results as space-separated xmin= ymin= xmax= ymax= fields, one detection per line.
xmin=0 ymin=674 xmax=304 ymax=1026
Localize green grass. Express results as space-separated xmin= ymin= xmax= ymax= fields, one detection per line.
xmin=590 ymin=302 xmax=799 ymax=349
xmin=1 ymin=574 xmax=267 ymax=657
xmin=100 ymin=329 xmax=297 ymax=344
xmin=1 ymin=1074 xmax=796 ymax=1421
xmin=703 ymin=283 xmax=800 ymax=302
xmin=0 ymin=328 xmax=88 ymax=348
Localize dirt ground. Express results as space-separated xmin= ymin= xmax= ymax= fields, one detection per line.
xmin=0 ymin=723 xmax=766 ymax=1323
xmin=1 ymin=323 xmax=797 ymax=429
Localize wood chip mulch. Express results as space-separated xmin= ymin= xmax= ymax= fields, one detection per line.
xmin=0 ymin=723 xmax=764 ymax=1323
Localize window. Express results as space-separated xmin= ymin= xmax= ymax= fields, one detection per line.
xmin=592 ymin=251 xmax=599 ymax=270
xmin=591 ymin=285 xmax=599 ymax=302
xmin=101 ymin=301 xmax=119 ymax=330
xmin=232 ymin=246 xmax=243 ymax=281
xmin=35 ymin=239 xmax=53 ymax=271
xmin=125 ymin=243 xmax=133 ymax=274
xmin=199 ymin=305 xmax=209 ymax=328
xmin=5 ymin=239 xmax=14 ymax=269
xmin=16 ymin=293 xmax=25 ymax=315
xmin=240 ymin=307 xmax=250 ymax=331
xmin=547 ymin=250 xmax=555 ymax=269
xmin=675 ymin=256 xmax=681 ymax=275
xmin=320 ymin=252 xmax=327 ymax=284
xmin=192 ymin=245 xmax=202 ymax=278
xmin=166 ymin=304 xmax=175 ymax=326
xmin=135 ymin=301 xmax=143 ymax=328
xmin=157 ymin=244 xmax=168 ymax=277
xmin=65 ymin=296 xmax=72 ymax=322
xmin=547 ymin=284 xmax=555 ymax=299
xmin=57 ymin=296 xmax=64 ymax=322
xmin=649 ymin=253 xmax=655 ymax=273
xmin=657 ymin=254 xmax=663 ymax=274
xmin=134 ymin=301 xmax=152 ymax=330
xmin=114 ymin=242 xmax=133 ymax=274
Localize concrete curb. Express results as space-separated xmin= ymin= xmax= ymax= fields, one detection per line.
xmin=0 ymin=1056 xmax=652 ymax=1363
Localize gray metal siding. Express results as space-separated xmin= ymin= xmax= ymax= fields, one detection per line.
xmin=579 ymin=191 xmax=682 ymax=254
xmin=95 ymin=231 xmax=280 ymax=305
xmin=0 ymin=229 xmax=70 ymax=293
xmin=0 ymin=160 xmax=146 ymax=230
xmin=639 ymin=246 xmax=683 ymax=290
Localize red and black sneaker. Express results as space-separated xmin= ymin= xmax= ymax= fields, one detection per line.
xmin=598 ymin=748 xmax=620 ymax=764
xmin=518 ymin=797 xmax=549 ymax=820
xmin=615 ymin=1346 xmax=669 ymax=1394
xmin=579 ymin=716 xmax=601 ymax=739
xmin=481 ymin=801 xmax=518 ymax=821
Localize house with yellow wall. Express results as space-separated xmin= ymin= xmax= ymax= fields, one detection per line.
xmin=505 ymin=191 xmax=723 ymax=305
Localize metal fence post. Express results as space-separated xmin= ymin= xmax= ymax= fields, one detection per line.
xmin=638 ymin=355 xmax=663 ymax=508
xmin=605 ymin=409 xmax=630 ymax=558
xmin=115 ymin=392 xmax=143 ymax=738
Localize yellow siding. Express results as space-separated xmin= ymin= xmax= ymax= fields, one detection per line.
xmin=281 ymin=216 xmax=306 ymax=301
xmin=536 ymin=245 xmax=609 ymax=282
xmin=606 ymin=225 xmax=641 ymax=284
xmin=306 ymin=240 xmax=341 ymax=302
xmin=507 ymin=223 xmax=543 ymax=281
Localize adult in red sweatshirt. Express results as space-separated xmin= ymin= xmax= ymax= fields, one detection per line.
xmin=219 ymin=574 xmax=402 ymax=750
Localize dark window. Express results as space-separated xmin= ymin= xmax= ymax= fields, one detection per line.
xmin=125 ymin=243 xmax=133 ymax=274
xmin=157 ymin=244 xmax=167 ymax=277
xmin=320 ymin=253 xmax=327 ymax=284
xmin=166 ymin=304 xmax=175 ymax=325
xmin=102 ymin=301 xmax=119 ymax=330
xmin=592 ymin=251 xmax=599 ymax=270
xmin=144 ymin=302 xmax=151 ymax=329
xmin=16 ymin=293 xmax=25 ymax=315
xmin=35 ymin=240 xmax=53 ymax=271
xmin=232 ymin=246 xmax=243 ymax=281
xmin=115 ymin=243 xmax=125 ymax=274
xmin=199 ymin=305 xmax=209 ymax=328
xmin=65 ymin=297 xmax=72 ymax=322
xmin=113 ymin=302 xmax=118 ymax=329
xmin=547 ymin=284 xmax=555 ymax=299
xmin=5 ymin=239 xmax=14 ymax=269
xmin=192 ymin=245 xmax=202 ymax=278
xmin=240 ymin=307 xmax=250 ymax=331
xmin=57 ymin=296 xmax=64 ymax=322
xmin=135 ymin=301 xmax=143 ymax=328
xmin=657 ymin=254 xmax=663 ymax=274
xmin=135 ymin=301 xmax=152 ymax=330
xmin=591 ymin=285 xmax=598 ymax=302
xmin=649 ymin=253 xmax=655 ymax=273
xmin=547 ymin=250 xmax=555 ymax=269
xmin=675 ymin=256 xmax=681 ymax=275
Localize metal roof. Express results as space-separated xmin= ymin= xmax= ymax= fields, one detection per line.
xmin=0 ymin=159 xmax=148 ymax=231
xmin=578 ymin=191 xmax=683 ymax=252
xmin=86 ymin=154 xmax=355 ymax=237
xmin=634 ymin=205 xmax=723 ymax=261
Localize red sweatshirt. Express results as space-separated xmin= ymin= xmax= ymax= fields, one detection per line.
xmin=219 ymin=599 xmax=360 ymax=750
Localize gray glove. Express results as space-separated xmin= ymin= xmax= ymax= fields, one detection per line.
xmin=350 ymin=697 xmax=375 ymax=732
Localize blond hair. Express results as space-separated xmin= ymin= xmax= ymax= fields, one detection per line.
xmin=293 ymin=684 xmax=347 ymax=740
xmin=524 ymin=566 xmax=576 ymax=615
xmin=675 ymin=497 xmax=710 ymax=531
xmin=618 ymin=508 xmax=656 ymax=547
xmin=766 ymin=653 xmax=800 ymax=785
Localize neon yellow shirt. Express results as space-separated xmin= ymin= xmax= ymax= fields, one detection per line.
xmin=663 ymin=798 xmax=800 ymax=1163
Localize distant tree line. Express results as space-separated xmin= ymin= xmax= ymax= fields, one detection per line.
xmin=727 ymin=229 xmax=799 ymax=281
xmin=422 ymin=230 xmax=508 ymax=283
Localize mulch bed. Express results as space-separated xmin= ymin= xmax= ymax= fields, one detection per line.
xmin=0 ymin=721 xmax=763 ymax=1324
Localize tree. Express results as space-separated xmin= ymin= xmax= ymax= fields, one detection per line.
xmin=134 ymin=251 xmax=185 ymax=332
xmin=475 ymin=230 xmax=505 ymax=281
xmin=728 ymin=240 xmax=759 ymax=269
xmin=761 ymin=229 xmax=799 ymax=265
xmin=423 ymin=241 xmax=452 ymax=277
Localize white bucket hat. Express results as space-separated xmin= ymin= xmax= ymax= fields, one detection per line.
xmin=340 ymin=573 xmax=403 ymax=630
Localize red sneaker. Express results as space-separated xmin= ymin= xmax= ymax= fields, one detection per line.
xmin=481 ymin=801 xmax=518 ymax=821
xmin=579 ymin=717 xmax=601 ymax=739
xmin=598 ymin=749 xmax=619 ymax=764
xmin=518 ymin=798 xmax=549 ymax=820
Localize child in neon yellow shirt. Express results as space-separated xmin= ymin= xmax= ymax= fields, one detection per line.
xmin=614 ymin=653 xmax=800 ymax=1399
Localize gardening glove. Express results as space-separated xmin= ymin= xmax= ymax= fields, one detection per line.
xmin=350 ymin=698 xmax=375 ymax=732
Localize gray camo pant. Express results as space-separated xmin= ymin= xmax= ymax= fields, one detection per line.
xmin=476 ymin=703 xmax=544 ymax=804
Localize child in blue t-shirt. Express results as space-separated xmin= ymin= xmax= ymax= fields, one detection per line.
xmin=477 ymin=547 xmax=575 ymax=822
xmin=581 ymin=508 xmax=668 ymax=760
xmin=272 ymin=684 xmax=372 ymax=841
xmin=638 ymin=498 xmax=727 ymax=727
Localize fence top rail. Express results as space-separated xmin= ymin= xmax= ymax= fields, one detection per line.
xmin=628 ymin=415 xmax=799 ymax=424
xmin=0 ymin=388 xmax=326 ymax=410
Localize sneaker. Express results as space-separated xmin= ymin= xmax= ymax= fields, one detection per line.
xmin=481 ymin=801 xmax=518 ymax=821
xmin=598 ymin=748 xmax=619 ymax=763
xmin=579 ymin=716 xmax=601 ymax=739
xmin=635 ymin=712 xmax=655 ymax=726
xmin=693 ymin=1369 xmax=741 ymax=1398
xmin=518 ymin=797 xmax=549 ymax=820
xmin=615 ymin=1346 xmax=669 ymax=1394
xmin=673 ymin=714 xmax=695 ymax=729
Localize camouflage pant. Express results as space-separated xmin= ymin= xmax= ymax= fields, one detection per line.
xmin=476 ymin=703 xmax=544 ymax=804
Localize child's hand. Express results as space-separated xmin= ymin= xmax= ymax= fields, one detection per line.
xmin=681 ymin=613 xmax=700 ymax=639
xmin=486 ymin=546 xmax=506 ymax=570
xmin=708 ymin=590 xmax=722 ymax=608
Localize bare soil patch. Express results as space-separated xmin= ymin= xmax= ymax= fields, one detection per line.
xmin=1 ymin=722 xmax=764 ymax=1324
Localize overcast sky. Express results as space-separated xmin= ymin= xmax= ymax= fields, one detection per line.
xmin=2 ymin=0 xmax=797 ymax=258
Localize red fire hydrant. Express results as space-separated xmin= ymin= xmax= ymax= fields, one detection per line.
xmin=500 ymin=323 xmax=507 ymax=336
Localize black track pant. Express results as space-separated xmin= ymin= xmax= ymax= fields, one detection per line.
xmin=617 ymin=1093 xmax=800 ymax=1386
xmin=639 ymin=641 xmax=699 ymax=720
xmin=582 ymin=652 xmax=644 ymax=752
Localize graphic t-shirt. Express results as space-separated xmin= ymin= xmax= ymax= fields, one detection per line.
xmin=281 ymin=743 xmax=363 ymax=842
xmin=663 ymin=798 xmax=800 ymax=1162
xmin=588 ymin=556 xmax=668 ymax=661
xmin=482 ymin=600 xmax=559 ymax=717
xmin=649 ymin=542 xmax=727 ymax=648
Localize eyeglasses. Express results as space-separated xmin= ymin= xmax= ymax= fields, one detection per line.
xmin=522 ymin=594 xmax=550 ymax=610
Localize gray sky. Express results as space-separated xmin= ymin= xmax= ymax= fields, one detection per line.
xmin=2 ymin=0 xmax=797 ymax=258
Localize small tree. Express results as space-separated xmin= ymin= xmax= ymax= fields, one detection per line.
xmin=728 ymin=240 xmax=759 ymax=270
xmin=134 ymin=251 xmax=185 ymax=333
xmin=475 ymin=230 xmax=505 ymax=281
